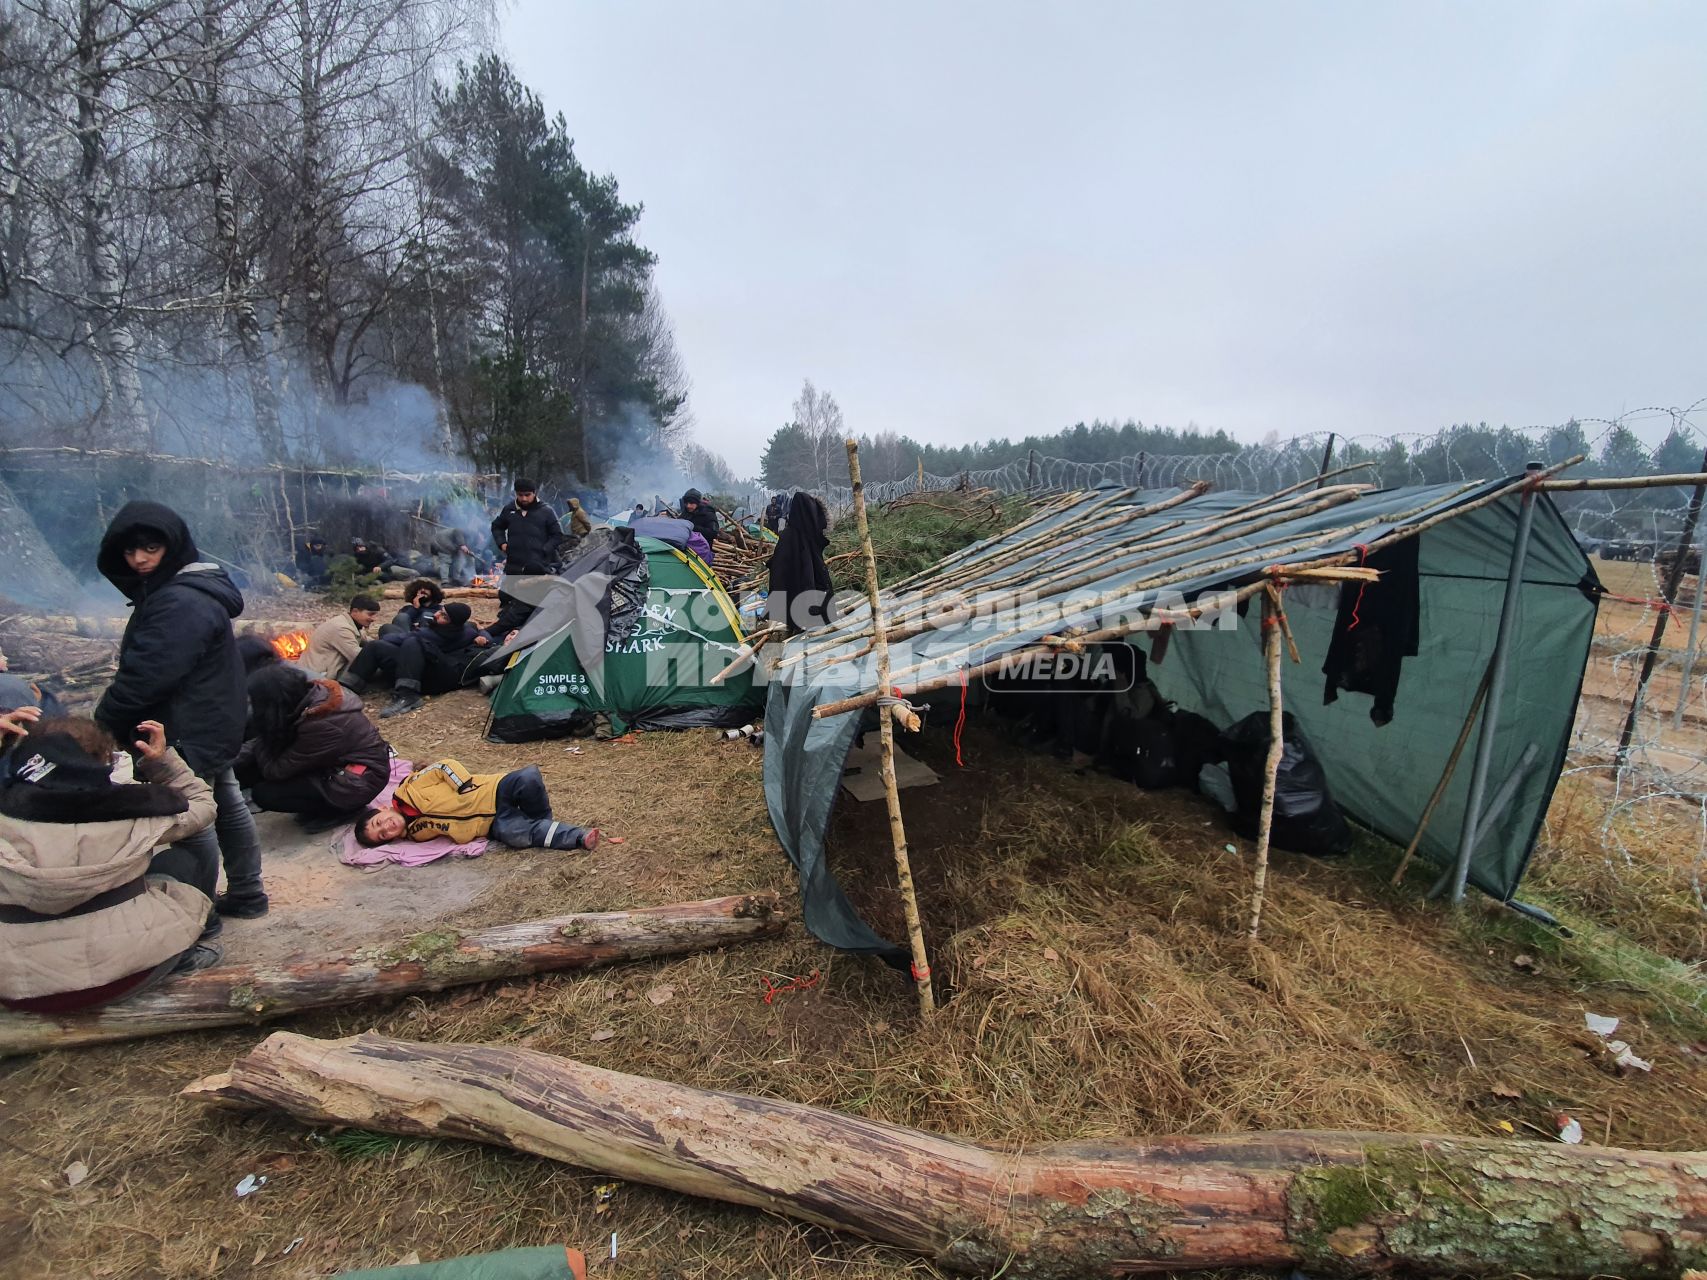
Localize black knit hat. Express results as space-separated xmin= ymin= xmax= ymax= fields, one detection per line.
xmin=513 ymin=477 xmax=537 ymax=493
xmin=443 ymin=602 xmax=472 ymax=626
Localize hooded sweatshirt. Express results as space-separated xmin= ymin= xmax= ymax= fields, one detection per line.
xmin=95 ymin=501 xmax=247 ymax=776
xmin=766 ymin=492 xmax=836 ymax=634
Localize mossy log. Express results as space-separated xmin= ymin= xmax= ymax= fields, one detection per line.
xmin=185 ymin=1031 xmax=1707 ymax=1278
xmin=0 ymin=893 xmax=782 ymax=1058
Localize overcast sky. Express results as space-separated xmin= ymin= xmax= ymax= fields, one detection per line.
xmin=501 ymin=1 xmax=1706 ymax=477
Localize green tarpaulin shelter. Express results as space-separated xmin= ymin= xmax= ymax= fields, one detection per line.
xmin=761 ymin=475 xmax=1600 ymax=965
xmin=487 ymin=532 xmax=762 ymax=741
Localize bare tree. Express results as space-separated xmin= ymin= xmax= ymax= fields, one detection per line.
xmin=793 ymin=378 xmax=846 ymax=490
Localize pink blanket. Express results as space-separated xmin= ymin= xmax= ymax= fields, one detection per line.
xmin=338 ymin=757 xmax=488 ymax=867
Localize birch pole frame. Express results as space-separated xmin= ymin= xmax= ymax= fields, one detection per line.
xmin=846 ymin=438 xmax=935 ymax=1016
xmin=1247 ymin=583 xmax=1288 ymax=940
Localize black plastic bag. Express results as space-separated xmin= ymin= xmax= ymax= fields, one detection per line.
xmin=1219 ymin=710 xmax=1351 ymax=856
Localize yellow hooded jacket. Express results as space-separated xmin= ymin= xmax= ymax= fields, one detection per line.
xmin=393 ymin=759 xmax=505 ymax=844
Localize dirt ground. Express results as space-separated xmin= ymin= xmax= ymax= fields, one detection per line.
xmin=2 ymin=670 xmax=1705 ymax=1276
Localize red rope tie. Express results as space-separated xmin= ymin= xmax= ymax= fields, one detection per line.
xmin=911 ymin=961 xmax=931 ymax=983
xmin=1347 ymin=543 xmax=1371 ymax=630
xmin=760 ymin=969 xmax=821 ymax=1005
xmin=953 ymin=668 xmax=969 ymax=767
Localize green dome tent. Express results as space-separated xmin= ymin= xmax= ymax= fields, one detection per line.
xmin=486 ymin=530 xmax=762 ymax=741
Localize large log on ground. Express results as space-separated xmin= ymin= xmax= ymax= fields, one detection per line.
xmin=0 ymin=893 xmax=782 ymax=1057
xmin=185 ymin=1031 xmax=1707 ymax=1279
xmin=380 ymin=585 xmax=499 ymax=601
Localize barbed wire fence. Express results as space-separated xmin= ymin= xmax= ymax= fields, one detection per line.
xmin=761 ymin=402 xmax=1707 ymax=916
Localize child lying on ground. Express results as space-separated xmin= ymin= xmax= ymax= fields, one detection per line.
xmin=353 ymin=759 xmax=598 ymax=852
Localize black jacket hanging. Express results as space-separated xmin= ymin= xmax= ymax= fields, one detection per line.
xmin=1321 ymin=537 xmax=1420 ymax=726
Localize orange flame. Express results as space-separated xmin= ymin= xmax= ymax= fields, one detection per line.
xmin=271 ymin=630 xmax=311 ymax=660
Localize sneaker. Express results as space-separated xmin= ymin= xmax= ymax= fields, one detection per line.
xmin=380 ymin=690 xmax=424 ymax=719
xmin=170 ymin=942 xmax=223 ymax=976
xmin=579 ymin=828 xmax=601 ymax=852
xmin=214 ymin=890 xmax=269 ymax=919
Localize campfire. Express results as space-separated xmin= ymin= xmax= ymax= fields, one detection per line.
xmin=270 ymin=629 xmax=311 ymax=661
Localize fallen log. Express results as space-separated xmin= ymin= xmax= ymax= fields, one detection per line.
xmin=185 ymin=1032 xmax=1707 ymax=1279
xmin=379 ymin=585 xmax=499 ymax=601
xmin=0 ymin=893 xmax=782 ymax=1057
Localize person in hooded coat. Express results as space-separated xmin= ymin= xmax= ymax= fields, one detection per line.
xmin=678 ymin=489 xmax=720 ymax=548
xmin=765 ymin=492 xmax=836 ymax=634
xmin=0 ymin=717 xmax=220 ymax=1013
xmin=236 ymin=663 xmax=390 ymax=823
xmin=95 ymin=501 xmax=267 ymax=921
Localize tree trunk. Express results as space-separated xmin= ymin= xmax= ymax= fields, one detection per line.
xmin=75 ymin=0 xmax=150 ymax=448
xmin=0 ymin=893 xmax=782 ymax=1058
xmin=201 ymin=0 xmax=285 ymax=464
xmin=184 ymin=1032 xmax=1707 ymax=1279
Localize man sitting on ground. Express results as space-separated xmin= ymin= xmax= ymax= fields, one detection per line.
xmin=300 ymin=594 xmax=380 ymax=680
xmin=339 ymin=602 xmax=492 ymax=718
xmin=378 ymin=579 xmax=443 ymax=640
xmin=354 ymin=759 xmax=599 ymax=852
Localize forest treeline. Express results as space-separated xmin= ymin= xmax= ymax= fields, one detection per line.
xmin=0 ymin=0 xmax=687 ymax=485
xmin=758 ymin=382 xmax=1703 ymax=532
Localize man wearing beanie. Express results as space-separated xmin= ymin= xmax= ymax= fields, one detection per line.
xmin=489 ymin=478 xmax=563 ymax=576
xmin=339 ymin=601 xmax=492 ymax=718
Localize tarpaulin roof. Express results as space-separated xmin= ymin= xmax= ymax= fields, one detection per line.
xmin=762 ymin=477 xmax=1600 ymax=966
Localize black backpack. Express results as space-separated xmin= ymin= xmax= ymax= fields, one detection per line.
xmin=1219 ymin=711 xmax=1352 ymax=856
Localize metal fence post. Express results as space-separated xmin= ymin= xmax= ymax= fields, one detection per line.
xmin=1434 ymin=462 xmax=1543 ymax=904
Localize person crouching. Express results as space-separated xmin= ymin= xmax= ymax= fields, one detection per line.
xmin=0 ymin=718 xmax=221 ymax=1013
xmin=353 ymin=760 xmax=598 ymax=852
xmin=236 ymin=664 xmax=390 ymax=828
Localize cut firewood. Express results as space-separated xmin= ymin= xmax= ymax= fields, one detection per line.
xmin=0 ymin=893 xmax=782 ymax=1058
xmin=185 ymin=1031 xmax=1707 ymax=1278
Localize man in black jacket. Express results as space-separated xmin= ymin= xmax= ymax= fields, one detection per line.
xmin=95 ymin=501 xmax=267 ymax=920
xmin=679 ymin=488 xmax=720 ymax=545
xmin=489 ymin=479 xmax=562 ymax=575
xmin=340 ymin=602 xmax=492 ymax=718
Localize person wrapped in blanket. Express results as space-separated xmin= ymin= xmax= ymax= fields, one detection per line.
xmin=353 ymin=759 xmax=600 ymax=853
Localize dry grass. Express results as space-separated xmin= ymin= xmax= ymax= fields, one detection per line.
xmin=1531 ymin=775 xmax=1707 ymax=965
xmin=3 ymin=689 xmax=1706 ymax=1275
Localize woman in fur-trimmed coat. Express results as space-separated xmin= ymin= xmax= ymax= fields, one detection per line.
xmin=0 ymin=717 xmax=218 ymax=1013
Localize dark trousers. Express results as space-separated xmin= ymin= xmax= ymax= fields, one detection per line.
xmin=247 ymin=774 xmax=342 ymax=817
xmin=394 ymin=638 xmax=469 ymax=694
xmin=347 ymin=640 xmax=400 ymax=687
xmin=147 ymin=837 xmax=217 ymax=900
xmin=168 ymin=766 xmax=261 ymax=899
xmin=492 ymin=766 xmax=588 ymax=849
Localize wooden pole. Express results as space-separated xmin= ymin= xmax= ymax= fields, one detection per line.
xmin=1315 ymin=432 xmax=1336 ymax=488
xmin=1248 ymin=585 xmax=1286 ymax=940
xmin=1540 ymin=472 xmax=1707 ymax=492
xmin=0 ymin=894 xmax=783 ymax=1058
xmin=1618 ymin=446 xmax=1707 ymax=764
xmin=187 ymin=1031 xmax=1707 ymax=1279
xmin=1390 ymin=665 xmax=1493 ymax=886
xmin=845 ymin=438 xmax=934 ymax=1016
